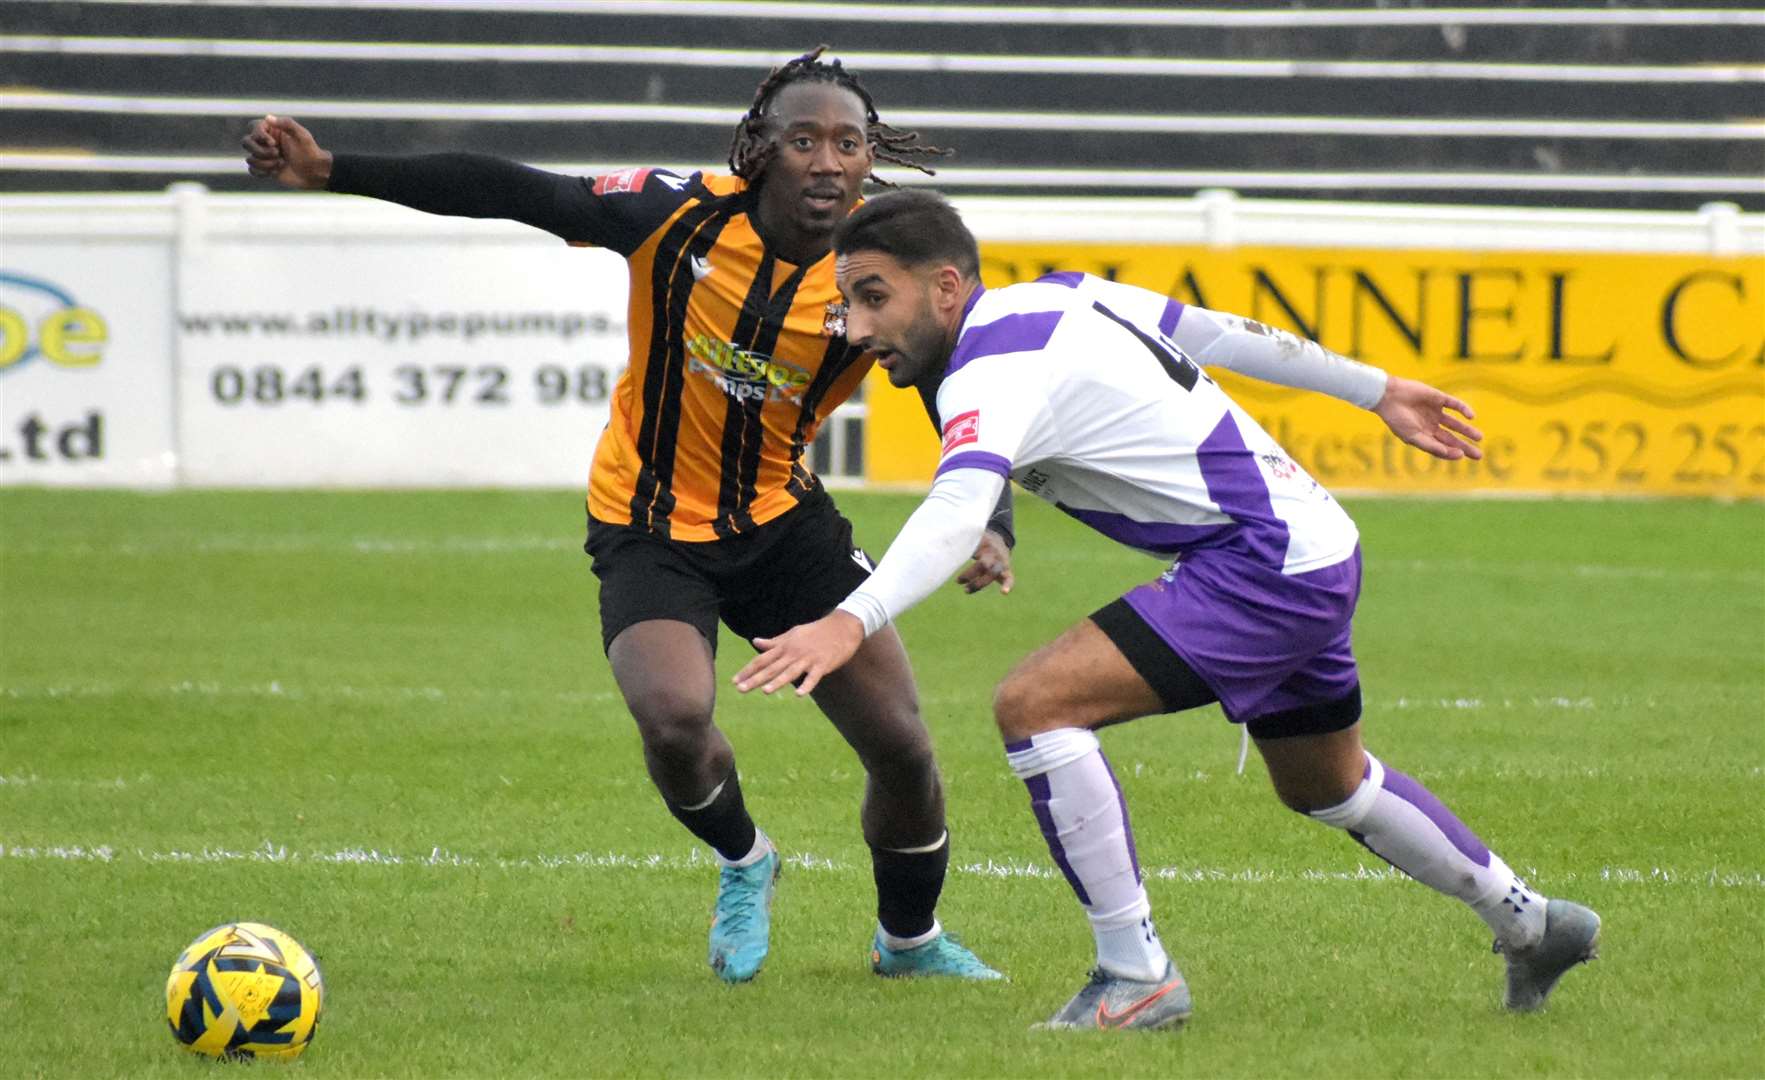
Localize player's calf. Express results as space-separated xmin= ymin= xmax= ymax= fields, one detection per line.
xmin=1299 ymin=749 xmax=1600 ymax=1009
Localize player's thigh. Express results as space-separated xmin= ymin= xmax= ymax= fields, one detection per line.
xmin=1243 ymin=618 xmax=1367 ymax=810
xmin=586 ymin=517 xmax=721 ymax=729
xmin=720 ymin=489 xmax=876 ymax=646
xmin=993 ymin=615 xmax=1176 ymax=740
xmin=607 ymin=619 xmax=718 ymax=732
xmin=721 ymin=493 xmax=932 ymax=765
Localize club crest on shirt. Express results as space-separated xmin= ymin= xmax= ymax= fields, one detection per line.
xmin=822 ymin=302 xmax=848 ymax=338
xmin=941 ymin=410 xmax=980 ymax=453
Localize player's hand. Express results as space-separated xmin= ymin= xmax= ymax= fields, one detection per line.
xmin=242 ymin=115 xmax=333 ymax=190
xmin=1372 ymin=375 xmax=1484 ymax=461
xmin=956 ymin=527 xmax=1015 ymax=594
xmin=734 ymin=612 xmax=865 ymax=697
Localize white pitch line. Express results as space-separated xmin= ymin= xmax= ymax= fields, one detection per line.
xmin=5 ymin=682 xmax=1748 ymax=716
xmin=2 ymin=841 xmax=1757 ymax=888
xmin=1382 ymin=557 xmax=1765 ymax=587
xmin=4 ymin=536 xmax=1759 ymax=590
xmin=0 ymin=774 xmax=136 ymax=789
xmin=0 ymin=533 xmax=578 ymax=557
xmin=1379 ymin=696 xmax=1601 ymax=711
xmin=5 ymin=760 xmax=1749 ymax=791
xmin=0 ymin=682 xmax=1704 ymax=715
xmin=0 ymin=681 xmax=621 ymax=706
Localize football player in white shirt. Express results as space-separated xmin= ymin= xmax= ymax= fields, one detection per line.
xmin=735 ymin=190 xmax=1601 ymax=1031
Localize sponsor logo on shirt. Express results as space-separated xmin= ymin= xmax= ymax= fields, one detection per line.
xmin=686 ymin=333 xmax=812 ymax=404
xmin=1259 ymin=451 xmax=1299 ymax=482
xmin=822 ymin=302 xmax=847 ymax=338
xmin=941 ymin=409 xmax=980 ymax=453
xmin=1259 ymin=449 xmax=1325 ymax=495
xmin=592 ymin=167 xmax=653 ymax=196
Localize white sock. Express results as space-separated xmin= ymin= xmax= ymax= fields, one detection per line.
xmin=1092 ymin=901 xmax=1169 ymax=983
xmin=1309 ymin=752 xmax=1547 ymax=948
xmin=714 ymin=827 xmax=772 ymax=870
xmin=877 ymin=919 xmax=942 ymax=952
xmin=1007 ymin=728 xmax=1172 ymax=981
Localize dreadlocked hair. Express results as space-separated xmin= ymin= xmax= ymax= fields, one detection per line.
xmin=726 ymin=45 xmax=952 ymax=188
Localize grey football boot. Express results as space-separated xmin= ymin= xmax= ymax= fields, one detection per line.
xmin=1498 ymin=898 xmax=1601 ymax=1011
xmin=1038 ymin=960 xmax=1192 ymax=1031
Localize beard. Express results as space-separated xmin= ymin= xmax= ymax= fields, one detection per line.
xmin=888 ymin=299 xmax=949 ymax=387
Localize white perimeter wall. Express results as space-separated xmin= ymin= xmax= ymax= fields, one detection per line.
xmin=1 ymin=184 xmax=1757 ymax=488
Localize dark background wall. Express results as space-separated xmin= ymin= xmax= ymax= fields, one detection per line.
xmin=3 ymin=0 xmax=1761 ymax=209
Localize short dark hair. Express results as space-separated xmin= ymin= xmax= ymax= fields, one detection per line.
xmin=831 ymin=190 xmax=980 ymax=278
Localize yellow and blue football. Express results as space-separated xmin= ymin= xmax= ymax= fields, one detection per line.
xmin=165 ymin=922 xmax=323 ymax=1060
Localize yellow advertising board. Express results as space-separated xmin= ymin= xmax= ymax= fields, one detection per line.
xmin=865 ymin=244 xmax=1765 ymax=498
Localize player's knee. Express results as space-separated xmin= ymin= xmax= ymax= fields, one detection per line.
xmin=1272 ymin=783 xmax=1322 ymax=814
xmin=860 ymin=722 xmax=937 ymax=788
xmin=626 ymin=686 xmax=714 ymax=757
xmin=991 ymin=673 xmax=1042 ymax=740
xmin=641 ymin=728 xmax=714 ymax=781
xmin=1269 ymin=770 xmax=1359 ymax=814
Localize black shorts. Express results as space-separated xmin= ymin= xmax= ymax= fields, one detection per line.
xmin=1089 ymin=597 xmax=1362 ymax=740
xmin=584 ymin=487 xmax=874 ymax=655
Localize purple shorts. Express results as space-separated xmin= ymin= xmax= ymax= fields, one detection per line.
xmin=1122 ymin=546 xmax=1362 ymax=724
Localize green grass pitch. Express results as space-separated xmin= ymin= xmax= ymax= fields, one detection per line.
xmin=2 ymin=488 xmax=1761 ymax=1077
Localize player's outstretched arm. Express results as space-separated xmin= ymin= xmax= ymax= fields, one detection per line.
xmin=736 ymin=612 xmax=866 ymax=697
xmin=1170 ymin=305 xmax=1388 ymax=408
xmin=241 ymin=115 xmax=622 ymax=242
xmin=1169 ymin=305 xmax=1482 ymax=459
xmin=243 ymin=115 xmax=331 ymax=190
xmin=1372 ymin=375 xmax=1484 ymax=461
xmin=735 ymin=467 xmax=1004 ymax=696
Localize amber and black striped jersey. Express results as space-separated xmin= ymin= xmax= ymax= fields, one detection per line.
xmin=327 ymin=153 xmax=872 ymax=542
xmin=571 ymin=168 xmax=871 ymax=541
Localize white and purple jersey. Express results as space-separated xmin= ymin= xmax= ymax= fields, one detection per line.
xmin=932 ymin=273 xmax=1360 ymax=575
xmin=837 ymin=272 xmax=1384 ymax=721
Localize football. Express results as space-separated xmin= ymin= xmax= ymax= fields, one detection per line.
xmin=164 ymin=922 xmax=324 ymax=1060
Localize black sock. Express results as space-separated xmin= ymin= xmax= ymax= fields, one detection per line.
xmin=872 ymin=833 xmax=949 ymax=939
xmin=666 ymin=769 xmax=757 ymax=863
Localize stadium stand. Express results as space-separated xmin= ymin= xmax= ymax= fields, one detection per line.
xmin=1 ymin=0 xmax=1761 ymax=209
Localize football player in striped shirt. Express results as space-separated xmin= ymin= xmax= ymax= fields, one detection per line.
xmin=737 ymin=190 xmax=1601 ymax=1030
xmin=243 ymin=49 xmax=1011 ymax=983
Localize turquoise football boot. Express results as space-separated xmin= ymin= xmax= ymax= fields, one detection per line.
xmin=708 ymin=847 xmax=779 ymax=983
xmin=870 ymin=930 xmax=1004 ymax=980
